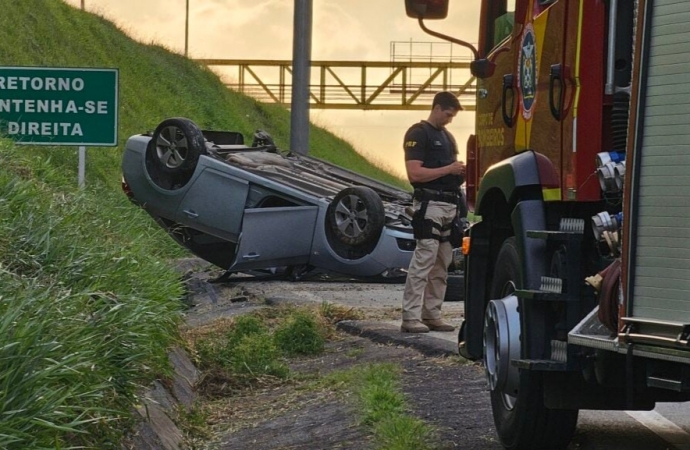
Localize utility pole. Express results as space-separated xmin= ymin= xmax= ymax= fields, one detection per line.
xmin=184 ymin=0 xmax=189 ymax=57
xmin=81 ymin=0 xmax=85 ymax=9
xmin=290 ymin=0 xmax=312 ymax=155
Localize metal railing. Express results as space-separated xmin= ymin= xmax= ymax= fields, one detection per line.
xmin=197 ymin=58 xmax=476 ymax=111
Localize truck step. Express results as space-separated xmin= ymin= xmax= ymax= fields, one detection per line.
xmin=647 ymin=376 xmax=684 ymax=392
xmin=526 ymin=230 xmax=584 ymax=242
xmin=526 ymin=218 xmax=585 ymax=242
xmin=568 ymin=306 xmax=619 ymax=351
xmin=511 ymin=339 xmax=571 ymax=371
xmin=570 ymin=308 xmax=690 ymax=365
xmin=514 ymin=290 xmax=571 ymax=302
xmin=512 ymin=359 xmax=568 ymax=371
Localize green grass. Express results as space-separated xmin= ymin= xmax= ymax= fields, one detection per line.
xmin=176 ymin=402 xmax=213 ymax=444
xmin=0 ymin=161 xmax=183 ymax=448
xmin=0 ymin=0 xmax=409 ymax=447
xmin=192 ymin=307 xmax=329 ymax=386
xmin=322 ymin=364 xmax=437 ymax=450
xmin=274 ymin=310 xmax=326 ymax=356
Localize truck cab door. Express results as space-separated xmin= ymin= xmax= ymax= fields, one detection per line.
xmin=476 ymin=0 xmax=572 ymax=197
xmin=475 ymin=0 xmax=518 ymax=179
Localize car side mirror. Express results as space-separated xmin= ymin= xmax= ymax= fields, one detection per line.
xmin=470 ymin=59 xmax=496 ymax=79
xmin=405 ymin=0 xmax=448 ymax=19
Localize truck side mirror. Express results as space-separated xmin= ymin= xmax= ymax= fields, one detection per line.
xmin=405 ymin=0 xmax=449 ymax=19
xmin=405 ymin=0 xmax=483 ymax=75
xmin=471 ymin=59 xmax=496 ymax=79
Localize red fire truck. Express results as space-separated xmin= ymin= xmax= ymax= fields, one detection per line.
xmin=407 ymin=1 xmax=690 ymax=449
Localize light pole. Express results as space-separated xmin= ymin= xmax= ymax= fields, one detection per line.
xmin=81 ymin=0 xmax=85 ymax=9
xmin=184 ymin=0 xmax=189 ymax=57
xmin=290 ymin=0 xmax=312 ymax=155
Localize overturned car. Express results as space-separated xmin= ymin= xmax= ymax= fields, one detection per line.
xmin=121 ymin=117 xmax=421 ymax=281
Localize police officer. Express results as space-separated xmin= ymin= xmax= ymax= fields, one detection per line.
xmin=401 ymin=91 xmax=465 ymax=333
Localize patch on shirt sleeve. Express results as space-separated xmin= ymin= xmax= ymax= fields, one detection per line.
xmin=405 ymin=140 xmax=417 ymax=148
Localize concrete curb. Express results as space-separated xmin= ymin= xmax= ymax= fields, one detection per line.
xmin=129 ymin=347 xmax=199 ymax=450
xmin=336 ymin=320 xmax=459 ymax=357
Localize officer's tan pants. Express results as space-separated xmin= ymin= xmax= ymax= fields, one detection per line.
xmin=402 ymin=200 xmax=456 ymax=321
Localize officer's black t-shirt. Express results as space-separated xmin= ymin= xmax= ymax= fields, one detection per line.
xmin=403 ymin=120 xmax=463 ymax=191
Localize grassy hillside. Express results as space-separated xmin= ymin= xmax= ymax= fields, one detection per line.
xmin=0 ymin=1 xmax=406 ymax=447
xmin=0 ymin=0 xmax=406 ymax=190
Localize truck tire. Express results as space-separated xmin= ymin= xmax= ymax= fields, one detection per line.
xmin=146 ymin=117 xmax=206 ymax=189
xmin=444 ymin=273 xmax=464 ymax=301
xmin=487 ymin=237 xmax=578 ymax=450
xmin=326 ymin=186 xmax=385 ymax=248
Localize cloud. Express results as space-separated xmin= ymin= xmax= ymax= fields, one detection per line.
xmin=197 ymin=0 xmax=291 ymax=29
xmin=313 ymin=2 xmax=378 ymax=60
xmin=68 ymin=0 xmax=480 ymax=60
xmin=187 ymin=0 xmax=294 ymax=58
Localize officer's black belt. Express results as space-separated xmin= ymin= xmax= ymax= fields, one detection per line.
xmin=413 ymin=188 xmax=459 ymax=204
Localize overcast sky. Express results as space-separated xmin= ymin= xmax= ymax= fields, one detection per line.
xmin=64 ymin=0 xmax=480 ymax=177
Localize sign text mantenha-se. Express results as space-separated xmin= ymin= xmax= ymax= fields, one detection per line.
xmin=0 ymin=67 xmax=118 ymax=146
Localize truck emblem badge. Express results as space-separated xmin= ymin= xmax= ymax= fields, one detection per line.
xmin=519 ymin=23 xmax=538 ymax=120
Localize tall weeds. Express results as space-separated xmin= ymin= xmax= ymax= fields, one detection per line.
xmin=0 ymin=167 xmax=182 ymax=447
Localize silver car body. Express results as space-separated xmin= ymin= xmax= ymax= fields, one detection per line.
xmin=121 ymin=119 xmax=416 ymax=279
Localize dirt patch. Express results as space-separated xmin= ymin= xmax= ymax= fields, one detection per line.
xmin=399 ymin=357 xmax=502 ymax=449
xmin=175 ymin=259 xmax=499 ymax=449
xmin=197 ymin=333 xmax=500 ymax=450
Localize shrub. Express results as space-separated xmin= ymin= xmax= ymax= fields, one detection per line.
xmin=195 ymin=315 xmax=269 ymax=369
xmin=274 ymin=311 xmax=325 ymax=356
xmin=230 ymin=334 xmax=289 ymax=378
xmin=226 ymin=315 xmax=269 ymax=349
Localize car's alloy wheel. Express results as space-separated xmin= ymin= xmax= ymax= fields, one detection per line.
xmin=156 ymin=125 xmax=190 ymax=169
xmin=327 ymin=186 xmax=385 ymax=248
xmin=145 ymin=117 xmax=207 ymax=189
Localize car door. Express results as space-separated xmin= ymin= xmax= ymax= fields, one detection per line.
xmin=230 ymin=205 xmax=319 ymax=271
xmin=175 ymin=160 xmax=250 ymax=243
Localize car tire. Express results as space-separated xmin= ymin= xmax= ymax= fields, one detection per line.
xmin=326 ymin=186 xmax=385 ymax=248
xmin=487 ymin=237 xmax=578 ymax=450
xmin=146 ymin=117 xmax=206 ymax=189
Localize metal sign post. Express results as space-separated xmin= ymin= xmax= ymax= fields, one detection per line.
xmin=78 ymin=145 xmax=86 ymax=188
xmin=0 ymin=66 xmax=119 ymax=187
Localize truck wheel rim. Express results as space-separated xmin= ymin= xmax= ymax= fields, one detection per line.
xmin=484 ymin=291 xmax=520 ymax=411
